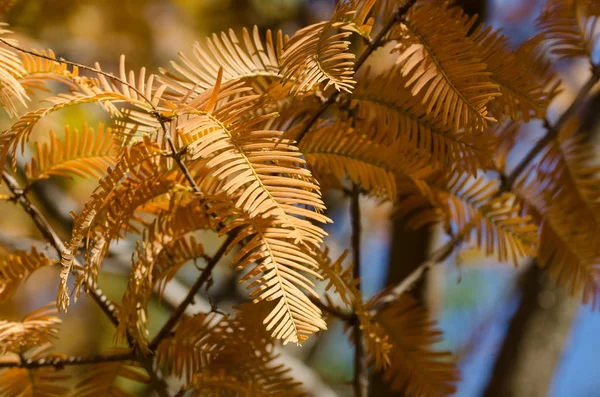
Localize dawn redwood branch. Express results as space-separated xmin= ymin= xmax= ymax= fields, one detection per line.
xmin=0 ymin=37 xmax=202 ymax=194
xmin=376 ymin=63 xmax=600 ymax=314
xmin=295 ymin=0 xmax=418 ymax=144
xmin=149 ymin=233 xmax=235 ymax=351
xmin=2 ymin=170 xmax=170 ymax=397
xmin=0 ymin=351 xmax=135 ymax=369
xmin=350 ymin=184 xmax=368 ymax=397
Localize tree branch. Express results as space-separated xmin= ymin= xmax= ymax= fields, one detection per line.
xmin=2 ymin=170 xmax=171 ymax=396
xmin=0 ymin=351 xmax=135 ymax=369
xmin=311 ymin=297 xmax=354 ymax=323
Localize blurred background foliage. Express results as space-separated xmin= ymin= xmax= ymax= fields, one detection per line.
xmin=0 ymin=0 xmax=599 ymax=396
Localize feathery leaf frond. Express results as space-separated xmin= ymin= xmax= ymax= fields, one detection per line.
xmin=25 ymin=124 xmax=117 ymax=184
xmin=214 ymin=204 xmax=327 ymax=345
xmin=160 ymin=25 xmax=285 ymax=101
xmin=397 ymin=171 xmax=538 ymax=265
xmin=0 ymin=246 xmax=53 ymax=302
xmin=535 ymin=0 xmax=600 ymax=61
xmin=469 ymin=23 xmax=553 ymax=121
xmin=372 ymin=293 xmax=459 ymax=396
xmin=392 ymin=2 xmax=500 ymax=132
xmin=281 ymin=2 xmax=356 ymax=94
xmin=516 ymin=121 xmax=600 ymax=307
xmin=59 ymin=137 xmax=164 ymax=310
xmin=349 ymin=67 xmax=497 ymax=173
xmin=0 ymin=303 xmax=60 ymax=355
xmin=71 ymin=350 xmax=149 ymax=397
xmin=0 ymin=23 xmax=29 ymax=117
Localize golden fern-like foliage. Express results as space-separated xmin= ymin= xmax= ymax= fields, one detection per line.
xmin=4 ymin=0 xmax=600 ymax=394
xmin=0 ymin=303 xmax=60 ymax=355
xmin=299 ymin=119 xmax=435 ymax=201
xmin=534 ymin=0 xmax=600 ymax=61
xmin=0 ymin=346 xmax=70 ymax=397
xmin=516 ymin=121 xmax=600 ymax=306
xmin=0 ymin=23 xmax=28 ymax=117
xmin=0 ymin=90 xmax=131 ymax=176
xmin=396 ymin=171 xmax=539 ymax=265
xmin=59 ymin=137 xmax=164 ymax=309
xmin=391 ymin=2 xmax=500 ymax=132
xmin=17 ymin=48 xmax=79 ymax=94
xmin=172 ymin=79 xmax=331 ymax=344
xmin=348 ymin=67 xmax=497 ymax=173
xmin=469 ymin=23 xmax=553 ymax=121
xmin=0 ymin=247 xmax=53 ymax=302
xmin=71 ymin=351 xmax=149 ymax=397
xmin=213 ymin=202 xmax=328 ymax=344
xmin=24 ymin=124 xmax=117 ymax=184
xmin=158 ymin=304 xmax=305 ymax=395
xmin=373 ymin=294 xmax=460 ymax=396
xmin=281 ymin=1 xmax=356 ymax=94
xmin=160 ymin=25 xmax=285 ymax=99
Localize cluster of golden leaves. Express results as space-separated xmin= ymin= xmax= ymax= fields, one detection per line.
xmin=0 ymin=0 xmax=599 ymax=395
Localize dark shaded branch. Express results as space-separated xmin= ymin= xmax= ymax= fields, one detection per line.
xmin=0 ymin=351 xmax=135 ymax=369
xmin=311 ymin=297 xmax=354 ymax=323
xmin=350 ymin=184 xmax=368 ymax=397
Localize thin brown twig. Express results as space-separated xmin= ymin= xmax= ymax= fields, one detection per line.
xmin=149 ymin=233 xmax=235 ymax=351
xmin=0 ymin=351 xmax=135 ymax=369
xmin=311 ymin=297 xmax=354 ymax=323
xmin=350 ymin=184 xmax=368 ymax=397
xmin=295 ymin=0 xmax=418 ymax=144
